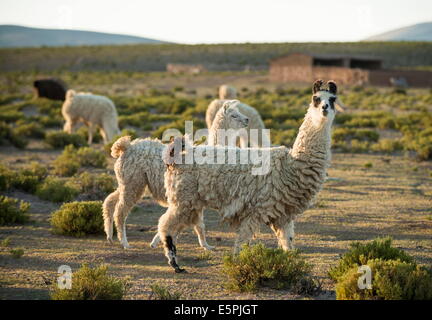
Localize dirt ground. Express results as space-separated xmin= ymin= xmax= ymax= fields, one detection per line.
xmin=1 ymin=140 xmax=431 ymax=299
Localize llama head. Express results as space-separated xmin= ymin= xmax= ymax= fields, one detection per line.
xmin=308 ymin=80 xmax=341 ymax=127
xmin=221 ymin=100 xmax=249 ymax=129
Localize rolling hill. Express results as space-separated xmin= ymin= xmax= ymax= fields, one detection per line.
xmin=0 ymin=25 xmax=169 ymax=48
xmin=364 ymin=22 xmax=432 ymax=41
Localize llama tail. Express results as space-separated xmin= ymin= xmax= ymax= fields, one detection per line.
xmin=65 ymin=89 xmax=76 ymax=100
xmin=111 ymin=136 xmax=131 ymax=158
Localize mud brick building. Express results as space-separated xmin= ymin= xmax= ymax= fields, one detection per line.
xmin=269 ymin=53 xmax=432 ymax=87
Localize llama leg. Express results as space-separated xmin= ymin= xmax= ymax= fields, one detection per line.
xmin=233 ymin=222 xmax=253 ymax=254
xmin=99 ymin=128 xmax=109 ymax=145
xmin=158 ymin=206 xmax=186 ymax=273
xmin=102 ymin=189 xmax=120 ymax=244
xmin=271 ymin=219 xmax=295 ymax=251
xmin=63 ymin=120 xmax=73 ymax=134
xmin=150 ymin=232 xmax=161 ymax=248
xmin=87 ymin=123 xmax=94 ymax=145
xmin=193 ymin=210 xmax=215 ymax=251
xmin=113 ymin=185 xmax=145 ymax=249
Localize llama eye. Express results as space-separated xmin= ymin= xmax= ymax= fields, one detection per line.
xmin=313 ymin=96 xmax=320 ymax=106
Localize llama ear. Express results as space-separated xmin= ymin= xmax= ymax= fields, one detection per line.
xmin=313 ymin=80 xmax=324 ymax=94
xmin=335 ymin=97 xmax=346 ymax=112
xmin=328 ymin=81 xmax=337 ymax=94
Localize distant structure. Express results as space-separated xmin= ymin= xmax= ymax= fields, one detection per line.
xmin=33 ymin=78 xmax=67 ymax=101
xmin=269 ymin=53 xmax=432 ymax=87
xmin=166 ymin=63 xmax=206 ymax=75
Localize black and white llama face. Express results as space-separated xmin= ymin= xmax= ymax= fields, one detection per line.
xmin=309 ymin=80 xmax=339 ymax=125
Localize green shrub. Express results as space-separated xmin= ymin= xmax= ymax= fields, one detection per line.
xmin=336 ymin=259 xmax=432 ymax=300
xmin=1 ymin=237 xmax=11 ymax=247
xmin=149 ymin=284 xmax=182 ymax=300
xmin=50 ymin=201 xmax=104 ymax=236
xmin=371 ymin=139 xmax=403 ymax=153
xmin=0 ymin=163 xmax=15 ymax=191
xmin=76 ymin=147 xmax=107 ymax=168
xmin=0 ymin=121 xmax=28 ymax=148
xmin=222 ymin=243 xmax=318 ymax=294
xmin=72 ymin=172 xmax=115 ymax=200
xmin=13 ymin=123 xmax=45 ymax=139
xmin=51 ymin=264 xmax=128 ymax=300
xmin=9 ymin=248 xmax=25 ymax=259
xmin=329 ymin=237 xmax=414 ymax=281
xmin=36 ymin=177 xmax=79 ymax=203
xmin=11 ymin=162 xmax=48 ymax=193
xmin=0 ymin=196 xmax=30 ymax=225
xmin=45 ymin=131 xmax=87 ymax=149
xmin=53 ymin=145 xmax=107 ymax=177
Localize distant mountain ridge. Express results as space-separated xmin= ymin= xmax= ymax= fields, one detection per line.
xmin=0 ymin=25 xmax=170 ymax=48
xmin=364 ymin=22 xmax=432 ymax=41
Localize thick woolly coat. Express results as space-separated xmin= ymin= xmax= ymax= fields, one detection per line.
xmin=206 ymin=99 xmax=269 ymax=147
xmin=163 ymin=108 xmax=331 ymax=232
xmin=62 ymin=90 xmax=120 ymax=143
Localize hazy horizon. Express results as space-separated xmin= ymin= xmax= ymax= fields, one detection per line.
xmin=1 ymin=0 xmax=431 ymax=44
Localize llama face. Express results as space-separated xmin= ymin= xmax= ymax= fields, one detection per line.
xmin=223 ymin=101 xmax=249 ymax=129
xmin=308 ymin=80 xmax=338 ymax=126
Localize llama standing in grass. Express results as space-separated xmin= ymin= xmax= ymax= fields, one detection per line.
xmin=62 ymin=90 xmax=120 ymax=144
xmin=159 ymin=80 xmax=342 ymax=272
xmin=102 ymin=101 xmax=249 ymax=250
xmin=206 ymin=99 xmax=269 ymax=147
xmin=219 ymin=84 xmax=237 ymax=100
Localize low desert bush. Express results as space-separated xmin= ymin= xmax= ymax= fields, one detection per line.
xmin=0 ymin=121 xmax=28 ymax=148
xmin=45 ymin=131 xmax=87 ymax=149
xmin=149 ymin=283 xmax=182 ymax=300
xmin=72 ymin=172 xmax=115 ymax=200
xmin=50 ymin=201 xmax=104 ymax=236
xmin=370 ymin=139 xmax=404 ymax=154
xmin=222 ymin=243 xmax=319 ymax=294
xmin=76 ymin=147 xmax=107 ymax=168
xmin=13 ymin=122 xmax=45 ymax=139
xmin=51 ymin=264 xmax=128 ymax=300
xmin=0 ymin=195 xmax=30 ymax=225
xmin=329 ymin=237 xmax=414 ymax=281
xmin=36 ymin=177 xmax=79 ymax=203
xmin=9 ymin=247 xmax=25 ymax=259
xmin=53 ymin=145 xmax=107 ymax=177
xmin=336 ymin=259 xmax=432 ymax=300
xmin=10 ymin=162 xmax=48 ymax=193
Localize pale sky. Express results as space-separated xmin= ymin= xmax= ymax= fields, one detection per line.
xmin=0 ymin=0 xmax=431 ymax=43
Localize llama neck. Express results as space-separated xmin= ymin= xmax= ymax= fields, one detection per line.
xmin=208 ymin=111 xmax=227 ymax=145
xmin=290 ymin=112 xmax=332 ymax=167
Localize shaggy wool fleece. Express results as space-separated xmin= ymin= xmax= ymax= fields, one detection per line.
xmin=205 ymin=99 xmax=270 ymax=147
xmin=62 ymin=90 xmax=120 ymax=144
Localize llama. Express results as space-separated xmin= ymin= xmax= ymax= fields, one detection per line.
xmin=159 ymin=80 xmax=342 ymax=272
xmin=102 ymin=102 xmax=249 ymax=250
xmin=62 ymin=90 xmax=120 ymax=144
xmin=219 ymin=84 xmax=237 ymax=100
xmin=206 ymin=99 xmax=270 ymax=147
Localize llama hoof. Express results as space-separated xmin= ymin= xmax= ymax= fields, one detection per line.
xmin=203 ymin=245 xmax=215 ymax=251
xmin=122 ymin=243 xmax=131 ymax=249
xmin=174 ymin=267 xmax=187 ymax=273
xmin=150 ymin=242 xmax=158 ymax=249
xmin=107 ymin=238 xmax=114 ymax=245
